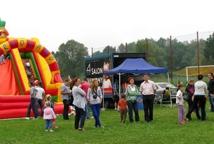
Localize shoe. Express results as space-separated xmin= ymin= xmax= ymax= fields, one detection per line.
xmin=49 ymin=129 xmax=54 ymax=132
xmin=25 ymin=117 xmax=30 ymax=120
xmin=54 ymin=126 xmax=59 ymax=129
xmin=78 ymin=128 xmax=85 ymax=131
xmin=45 ymin=129 xmax=48 ymax=132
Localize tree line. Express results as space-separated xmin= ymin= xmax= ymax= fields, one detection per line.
xmin=53 ymin=33 xmax=214 ymax=78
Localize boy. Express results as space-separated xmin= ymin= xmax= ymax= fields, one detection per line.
xmin=118 ymin=94 xmax=128 ymax=123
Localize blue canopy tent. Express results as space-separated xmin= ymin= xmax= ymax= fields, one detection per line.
xmin=105 ymin=58 xmax=168 ymax=97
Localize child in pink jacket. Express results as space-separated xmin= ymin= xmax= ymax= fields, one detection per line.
xmin=43 ymin=102 xmax=56 ymax=132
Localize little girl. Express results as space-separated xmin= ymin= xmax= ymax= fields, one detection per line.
xmin=176 ymin=84 xmax=185 ymax=125
xmin=43 ymin=101 xmax=56 ymax=132
xmin=118 ymin=94 xmax=128 ymax=123
xmin=45 ymin=94 xmax=58 ymax=129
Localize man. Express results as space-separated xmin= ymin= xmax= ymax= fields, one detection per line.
xmin=140 ymin=74 xmax=157 ymax=122
xmin=61 ymin=79 xmax=71 ymax=120
xmin=193 ymin=74 xmax=207 ymax=121
xmin=208 ymin=73 xmax=214 ymax=112
xmin=35 ymin=81 xmax=45 ymax=116
xmin=26 ymin=80 xmax=44 ymax=119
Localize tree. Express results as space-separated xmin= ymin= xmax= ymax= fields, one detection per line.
xmin=117 ymin=43 xmax=127 ymax=53
xmin=54 ymin=40 xmax=88 ymax=78
xmin=204 ymin=33 xmax=214 ymax=64
xmin=102 ymin=45 xmax=116 ymax=54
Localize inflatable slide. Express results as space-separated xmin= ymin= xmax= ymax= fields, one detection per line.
xmin=0 ymin=19 xmax=63 ymax=119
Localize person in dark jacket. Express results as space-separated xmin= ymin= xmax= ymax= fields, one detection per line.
xmin=185 ymin=80 xmax=195 ymax=120
xmin=208 ymin=73 xmax=214 ymax=112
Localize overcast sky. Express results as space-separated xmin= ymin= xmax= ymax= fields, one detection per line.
xmin=1 ymin=0 xmax=214 ymax=53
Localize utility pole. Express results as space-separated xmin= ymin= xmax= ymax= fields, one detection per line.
xmin=91 ymin=48 xmax=93 ymax=57
xmin=169 ymin=36 xmax=173 ymax=82
xmin=145 ymin=38 xmax=149 ymax=59
xmin=196 ymin=31 xmax=200 ymax=75
xmin=125 ymin=43 xmax=128 ymax=53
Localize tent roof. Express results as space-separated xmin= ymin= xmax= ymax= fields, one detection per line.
xmin=106 ymin=58 xmax=168 ymax=74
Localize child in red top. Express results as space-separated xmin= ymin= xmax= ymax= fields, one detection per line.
xmin=118 ymin=94 xmax=128 ymax=123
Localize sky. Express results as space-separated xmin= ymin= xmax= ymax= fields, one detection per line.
xmin=1 ymin=0 xmax=214 ymax=54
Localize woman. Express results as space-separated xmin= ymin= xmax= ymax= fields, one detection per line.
xmin=125 ymin=77 xmax=140 ymax=122
xmin=87 ymin=80 xmax=103 ymax=127
xmin=193 ymin=74 xmax=207 ymax=121
xmin=185 ymin=80 xmax=195 ymax=120
xmin=71 ymin=78 xmax=87 ymax=131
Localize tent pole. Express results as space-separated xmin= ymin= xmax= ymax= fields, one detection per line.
xmin=167 ymin=72 xmax=170 ymax=83
xmin=119 ymin=73 xmax=121 ymax=98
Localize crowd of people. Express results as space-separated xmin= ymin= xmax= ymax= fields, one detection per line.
xmin=26 ymin=72 xmax=214 ymax=132
xmin=176 ymin=73 xmax=214 ymax=125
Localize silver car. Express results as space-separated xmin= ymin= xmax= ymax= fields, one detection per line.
xmin=154 ymin=82 xmax=177 ymax=104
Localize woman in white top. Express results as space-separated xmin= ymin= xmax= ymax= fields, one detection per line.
xmin=176 ymin=84 xmax=185 ymax=125
xmin=193 ymin=74 xmax=208 ymax=121
xmin=87 ymin=80 xmax=103 ymax=127
xmin=72 ymin=78 xmax=86 ymax=131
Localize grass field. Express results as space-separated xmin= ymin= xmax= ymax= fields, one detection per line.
xmin=1 ymin=105 xmax=214 ymax=144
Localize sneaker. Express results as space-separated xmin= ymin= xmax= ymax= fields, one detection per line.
xmin=78 ymin=128 xmax=85 ymax=131
xmin=49 ymin=129 xmax=54 ymax=132
xmin=45 ymin=129 xmax=48 ymax=132
xmin=25 ymin=117 xmax=30 ymax=120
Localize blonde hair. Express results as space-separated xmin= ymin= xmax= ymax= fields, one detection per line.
xmin=45 ymin=94 xmax=51 ymax=101
xmin=45 ymin=101 xmax=51 ymax=107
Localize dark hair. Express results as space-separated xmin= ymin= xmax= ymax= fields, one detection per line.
xmin=210 ymin=73 xmax=214 ymax=78
xmin=198 ymin=74 xmax=203 ymax=80
xmin=177 ymin=84 xmax=183 ymax=89
xmin=64 ymin=79 xmax=70 ymax=83
xmin=128 ymin=77 xmax=134 ymax=84
xmin=84 ymin=78 xmax=88 ymax=81
xmin=121 ymin=94 xmax=126 ymax=99
xmin=70 ymin=77 xmax=79 ymax=89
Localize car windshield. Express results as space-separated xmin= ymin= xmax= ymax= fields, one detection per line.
xmin=158 ymin=84 xmax=167 ymax=88
xmin=157 ymin=83 xmax=176 ymax=89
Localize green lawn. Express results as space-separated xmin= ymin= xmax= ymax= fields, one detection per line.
xmin=1 ymin=105 xmax=214 ymax=144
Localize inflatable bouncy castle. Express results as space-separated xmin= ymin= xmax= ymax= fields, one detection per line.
xmin=0 ymin=19 xmax=63 ymax=119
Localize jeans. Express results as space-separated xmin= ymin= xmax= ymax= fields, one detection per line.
xmin=186 ymin=98 xmax=194 ymax=120
xmin=209 ymin=94 xmax=214 ymax=111
xmin=63 ymin=99 xmax=70 ymax=120
xmin=75 ymin=106 xmax=86 ymax=129
xmin=127 ymin=100 xmax=139 ymax=122
xmin=85 ymin=104 xmax=91 ymax=119
xmin=91 ymin=104 xmax=101 ymax=127
xmin=38 ymin=99 xmax=44 ymax=116
xmin=26 ymin=97 xmax=39 ymax=118
xmin=143 ymin=95 xmax=154 ymax=122
xmin=194 ymin=95 xmax=206 ymax=120
xmin=178 ymin=105 xmax=185 ymax=123
xmin=45 ymin=119 xmax=52 ymax=129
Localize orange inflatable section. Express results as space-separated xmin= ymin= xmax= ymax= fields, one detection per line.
xmin=0 ymin=60 xmax=19 ymax=95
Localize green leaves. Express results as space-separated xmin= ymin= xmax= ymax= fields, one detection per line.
xmin=54 ymin=40 xmax=88 ymax=78
xmin=0 ymin=18 xmax=6 ymax=28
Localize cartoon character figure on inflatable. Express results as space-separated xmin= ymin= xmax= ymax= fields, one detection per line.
xmin=0 ymin=19 xmax=63 ymax=119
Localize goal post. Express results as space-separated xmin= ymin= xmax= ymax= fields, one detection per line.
xmin=186 ymin=65 xmax=214 ymax=82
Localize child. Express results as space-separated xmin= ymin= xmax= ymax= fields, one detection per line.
xmin=43 ymin=101 xmax=56 ymax=132
xmin=0 ymin=54 xmax=5 ymax=64
xmin=176 ymin=84 xmax=185 ymax=125
xmin=45 ymin=94 xmax=58 ymax=129
xmin=118 ymin=94 xmax=128 ymax=123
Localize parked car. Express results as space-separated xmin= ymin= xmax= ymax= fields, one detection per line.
xmin=154 ymin=82 xmax=177 ymax=104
